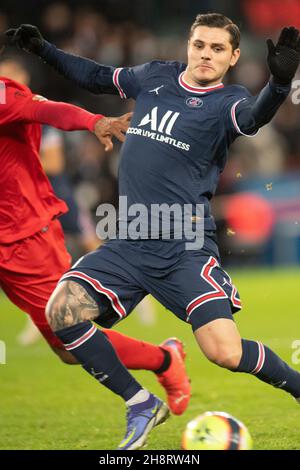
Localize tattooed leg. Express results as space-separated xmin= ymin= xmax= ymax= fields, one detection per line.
xmin=46 ymin=280 xmax=144 ymax=403
xmin=46 ymin=280 xmax=100 ymax=331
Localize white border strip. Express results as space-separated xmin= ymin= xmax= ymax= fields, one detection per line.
xmin=231 ymin=99 xmax=259 ymax=137
xmin=251 ymin=341 xmax=265 ymax=374
xmin=178 ymin=72 xmax=224 ymax=94
xmin=186 ymin=256 xmax=228 ymax=317
xmin=59 ymin=270 xmax=127 ymax=320
xmin=113 ymin=68 xmax=127 ymax=99
xmin=65 ymin=325 xmax=97 ymax=351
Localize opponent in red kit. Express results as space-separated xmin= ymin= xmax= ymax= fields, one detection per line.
xmin=0 ymin=58 xmax=191 ymax=415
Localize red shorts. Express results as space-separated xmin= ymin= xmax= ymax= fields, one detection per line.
xmin=0 ymin=219 xmax=71 ymax=348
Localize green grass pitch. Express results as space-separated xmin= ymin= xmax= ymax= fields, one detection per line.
xmin=1 ymin=269 xmax=300 ymax=450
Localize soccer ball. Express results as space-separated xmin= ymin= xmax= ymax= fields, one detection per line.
xmin=181 ymin=411 xmax=252 ymax=450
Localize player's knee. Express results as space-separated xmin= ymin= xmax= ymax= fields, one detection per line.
xmin=46 ymin=280 xmax=99 ymax=331
xmin=206 ymin=347 xmax=242 ymax=370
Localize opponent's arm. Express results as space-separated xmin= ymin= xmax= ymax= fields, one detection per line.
xmin=235 ymin=27 xmax=300 ymax=134
xmin=25 ymin=95 xmax=103 ymax=130
xmin=22 ymin=96 xmax=132 ymax=151
xmin=4 ymin=25 xmax=117 ymax=94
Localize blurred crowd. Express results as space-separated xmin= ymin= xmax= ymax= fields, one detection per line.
xmin=1 ymin=0 xmax=300 ymax=265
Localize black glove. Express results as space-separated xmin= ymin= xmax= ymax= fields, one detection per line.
xmin=4 ymin=24 xmax=45 ymax=54
xmin=267 ymin=26 xmax=300 ymax=85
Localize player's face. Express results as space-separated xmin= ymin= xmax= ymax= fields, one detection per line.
xmin=186 ymin=26 xmax=240 ymax=86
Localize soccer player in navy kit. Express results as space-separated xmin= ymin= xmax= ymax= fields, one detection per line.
xmin=7 ymin=13 xmax=300 ymax=450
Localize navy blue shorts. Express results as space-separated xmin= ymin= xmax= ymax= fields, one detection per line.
xmin=59 ymin=233 xmax=242 ymax=331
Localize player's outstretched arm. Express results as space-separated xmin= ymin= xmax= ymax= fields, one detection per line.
xmin=235 ymin=27 xmax=300 ymax=134
xmin=4 ymin=25 xmax=118 ymax=94
xmin=24 ymin=96 xmax=132 ymax=151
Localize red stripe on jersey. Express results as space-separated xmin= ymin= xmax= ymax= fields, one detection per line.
xmin=65 ymin=325 xmax=97 ymax=351
xmin=178 ymin=72 xmax=224 ymax=94
xmin=231 ymin=285 xmax=242 ymax=309
xmin=251 ymin=342 xmax=265 ymax=374
xmin=113 ymin=68 xmax=127 ymax=99
xmin=222 ymin=268 xmax=242 ymax=309
xmin=186 ymin=257 xmax=227 ymax=317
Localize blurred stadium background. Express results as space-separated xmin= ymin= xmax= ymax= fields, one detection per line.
xmin=1 ymin=0 xmax=300 ymax=450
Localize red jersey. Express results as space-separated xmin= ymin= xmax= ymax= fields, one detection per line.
xmin=0 ymin=77 xmax=103 ymax=244
xmin=0 ymin=77 xmax=68 ymax=243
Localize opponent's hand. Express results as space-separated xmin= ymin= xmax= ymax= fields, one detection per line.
xmin=94 ymin=112 xmax=132 ymax=152
xmin=267 ymin=26 xmax=300 ymax=85
xmin=4 ymin=24 xmax=44 ymax=54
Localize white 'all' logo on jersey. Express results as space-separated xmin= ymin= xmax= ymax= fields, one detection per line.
xmin=138 ymin=107 xmax=179 ymax=135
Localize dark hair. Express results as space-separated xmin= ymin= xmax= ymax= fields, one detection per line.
xmin=189 ymin=13 xmax=240 ymax=50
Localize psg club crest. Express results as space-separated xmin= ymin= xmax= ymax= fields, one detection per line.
xmin=186 ymin=97 xmax=203 ymax=108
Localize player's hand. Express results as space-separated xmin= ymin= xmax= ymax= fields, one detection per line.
xmin=94 ymin=112 xmax=132 ymax=152
xmin=267 ymin=26 xmax=300 ymax=85
xmin=4 ymin=24 xmax=45 ymax=54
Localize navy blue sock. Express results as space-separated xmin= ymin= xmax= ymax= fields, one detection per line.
xmin=55 ymin=321 xmax=142 ymax=401
xmin=236 ymin=339 xmax=300 ymax=398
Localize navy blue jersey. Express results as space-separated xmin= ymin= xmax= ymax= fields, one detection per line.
xmin=40 ymin=43 xmax=290 ymax=235
xmin=40 ymin=43 xmax=290 ymax=331
xmin=112 ymin=61 xmax=254 ymax=231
